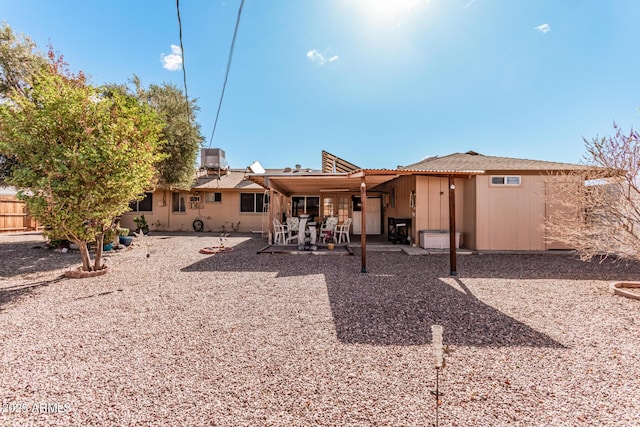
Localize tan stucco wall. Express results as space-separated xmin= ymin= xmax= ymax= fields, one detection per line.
xmin=474 ymin=174 xmax=547 ymax=250
xmin=120 ymin=190 xmax=266 ymax=233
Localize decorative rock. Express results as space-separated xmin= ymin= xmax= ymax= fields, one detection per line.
xmin=64 ymin=266 xmax=109 ymax=279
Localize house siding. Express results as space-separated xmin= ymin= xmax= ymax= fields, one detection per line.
xmin=462 ymin=176 xmax=477 ymax=250
xmin=475 ymin=174 xmax=546 ymax=250
xmin=120 ymin=189 xmax=266 ymax=233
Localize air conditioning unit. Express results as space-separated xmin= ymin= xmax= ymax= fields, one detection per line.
xmin=201 ymin=148 xmax=229 ymax=170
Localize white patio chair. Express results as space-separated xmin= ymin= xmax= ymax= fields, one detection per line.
xmin=285 ymin=217 xmax=300 ymax=243
xmin=335 ymin=218 xmax=352 ymax=244
xmin=272 ymin=219 xmax=286 ymax=244
xmin=320 ymin=217 xmax=338 ymax=243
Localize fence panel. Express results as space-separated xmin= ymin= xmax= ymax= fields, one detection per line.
xmin=0 ymin=196 xmax=40 ymax=233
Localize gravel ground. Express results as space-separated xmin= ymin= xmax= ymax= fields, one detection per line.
xmin=1 ymin=232 xmax=639 ymax=426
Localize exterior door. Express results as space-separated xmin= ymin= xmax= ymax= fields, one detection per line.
xmin=353 ymin=197 xmax=382 ymax=235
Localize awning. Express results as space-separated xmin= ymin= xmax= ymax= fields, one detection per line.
xmin=248 ymin=168 xmax=480 ymax=196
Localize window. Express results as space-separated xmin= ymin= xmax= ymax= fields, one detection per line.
xmin=292 ymin=196 xmax=320 ymax=218
xmin=491 ymin=176 xmax=521 ymax=186
xmin=240 ymin=192 xmax=267 ymax=213
xmin=129 ymin=192 xmax=153 ymax=212
xmin=205 ymin=192 xmax=222 ymax=203
xmin=337 ymin=196 xmax=349 ymax=223
xmin=323 ymin=197 xmax=334 ymax=217
xmin=506 ymin=176 xmax=521 ymax=185
xmin=172 ymin=192 xmax=186 ymax=213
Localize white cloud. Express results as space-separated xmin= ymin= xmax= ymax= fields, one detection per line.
xmin=464 ymin=0 xmax=477 ymax=9
xmin=161 ymin=44 xmax=183 ymax=71
xmin=534 ymin=23 xmax=551 ymax=34
xmin=306 ymin=49 xmax=339 ymax=66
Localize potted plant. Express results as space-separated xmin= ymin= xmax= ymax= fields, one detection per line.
xmin=103 ymin=228 xmax=117 ymax=251
xmin=118 ymin=227 xmax=133 ymax=246
xmin=326 ymin=232 xmax=335 ymax=250
xmin=133 ymin=214 xmax=149 ymax=235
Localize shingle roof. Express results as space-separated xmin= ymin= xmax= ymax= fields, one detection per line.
xmin=192 ymin=169 xmax=264 ymax=190
xmin=402 ymin=151 xmax=589 ymax=173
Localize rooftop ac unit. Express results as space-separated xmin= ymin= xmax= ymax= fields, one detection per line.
xmin=201 ymin=148 xmax=228 ymax=170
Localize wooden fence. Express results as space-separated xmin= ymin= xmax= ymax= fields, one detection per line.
xmin=0 ymin=196 xmax=40 ymax=233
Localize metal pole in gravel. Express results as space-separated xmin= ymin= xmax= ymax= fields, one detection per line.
xmin=448 ymin=175 xmax=457 ymax=276
xmin=431 ymin=325 xmax=445 ymax=427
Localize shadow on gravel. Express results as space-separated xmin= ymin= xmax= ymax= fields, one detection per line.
xmin=182 ymin=238 xmax=578 ymax=348
xmin=0 ymin=240 xmax=78 ymax=278
xmin=0 ymin=276 xmax=65 ymax=311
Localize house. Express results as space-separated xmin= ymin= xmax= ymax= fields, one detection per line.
xmin=385 ymin=151 xmax=593 ymax=251
xmin=120 ymin=147 xmax=591 ymax=253
xmin=119 ymin=149 xmax=272 ymax=234
xmin=251 ymin=150 xmax=592 ymax=252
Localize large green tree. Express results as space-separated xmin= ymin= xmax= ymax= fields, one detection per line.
xmin=0 ymin=58 xmax=165 ymax=272
xmin=0 ymin=23 xmax=47 ymax=181
xmin=132 ymin=77 xmax=203 ymax=189
xmin=0 ymin=23 xmax=46 ymax=97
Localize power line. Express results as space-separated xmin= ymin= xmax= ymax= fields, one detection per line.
xmin=209 ymin=0 xmax=245 ymax=147
xmin=176 ymin=0 xmax=192 ymax=124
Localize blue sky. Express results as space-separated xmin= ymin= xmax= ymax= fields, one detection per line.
xmin=3 ymin=0 xmax=640 ymax=170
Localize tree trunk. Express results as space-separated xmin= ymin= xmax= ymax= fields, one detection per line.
xmin=94 ymin=233 xmax=104 ymax=271
xmin=78 ymin=241 xmax=92 ymax=271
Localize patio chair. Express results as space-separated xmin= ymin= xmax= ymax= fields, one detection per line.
xmin=285 ymin=216 xmax=300 ymax=244
xmin=320 ymin=217 xmax=338 ymax=243
xmin=272 ymin=219 xmax=286 ymax=244
xmin=335 ymin=218 xmax=352 ymax=244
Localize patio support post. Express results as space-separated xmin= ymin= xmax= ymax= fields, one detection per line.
xmin=448 ymin=175 xmax=457 ymax=276
xmin=268 ymin=187 xmax=274 ymax=244
xmin=360 ymin=177 xmax=367 ymax=273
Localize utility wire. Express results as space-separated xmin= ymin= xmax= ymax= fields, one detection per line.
xmin=176 ymin=0 xmax=192 ymax=124
xmin=209 ymin=0 xmax=245 ymax=147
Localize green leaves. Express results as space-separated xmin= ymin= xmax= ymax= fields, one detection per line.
xmin=0 ymin=60 xmax=164 ymax=270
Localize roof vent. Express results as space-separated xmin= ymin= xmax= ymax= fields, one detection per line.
xmin=466 ymin=151 xmax=481 ymax=156
xmin=283 ymin=167 xmax=292 ymax=173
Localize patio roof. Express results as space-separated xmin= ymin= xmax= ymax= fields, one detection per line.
xmin=248 ymin=168 xmax=480 ymax=196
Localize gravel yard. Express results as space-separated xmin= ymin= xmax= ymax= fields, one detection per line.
xmin=1 ymin=232 xmax=639 ymax=426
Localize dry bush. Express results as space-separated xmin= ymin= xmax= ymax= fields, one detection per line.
xmin=546 ymin=123 xmax=640 ymax=261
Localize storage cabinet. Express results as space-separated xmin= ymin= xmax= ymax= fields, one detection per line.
xmin=419 ymin=230 xmax=461 ymax=249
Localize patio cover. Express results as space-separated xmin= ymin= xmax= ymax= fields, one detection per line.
xmin=247 ymin=168 xmax=479 ymax=197
xmin=248 ymin=168 xmax=482 ymax=274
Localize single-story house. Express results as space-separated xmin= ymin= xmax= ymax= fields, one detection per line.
xmin=119 ymin=149 xmax=271 ymax=233
xmin=249 ymin=150 xmax=592 ymax=252
xmin=391 ymin=151 xmax=591 ymax=251
xmin=119 ymin=148 xmax=591 ymax=253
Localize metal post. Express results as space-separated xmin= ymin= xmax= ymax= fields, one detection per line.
xmin=431 ymin=325 xmax=445 ymax=427
xmin=448 ymin=175 xmax=457 ymax=276
xmin=268 ymin=188 xmax=274 ymax=244
xmin=360 ymin=178 xmax=367 ymax=273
